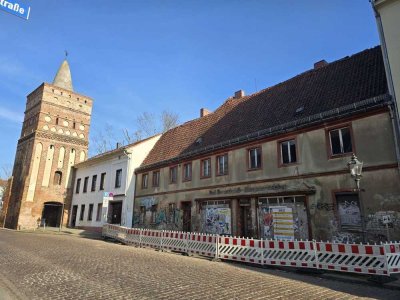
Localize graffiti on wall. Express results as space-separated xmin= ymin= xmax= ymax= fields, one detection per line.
xmin=337 ymin=200 xmax=361 ymax=228
xmin=202 ymin=206 xmax=231 ymax=235
xmin=140 ymin=197 xmax=158 ymax=210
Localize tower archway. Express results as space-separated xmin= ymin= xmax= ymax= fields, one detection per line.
xmin=41 ymin=202 xmax=63 ymax=227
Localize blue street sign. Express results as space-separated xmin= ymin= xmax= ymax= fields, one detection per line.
xmin=0 ymin=0 xmax=31 ymax=20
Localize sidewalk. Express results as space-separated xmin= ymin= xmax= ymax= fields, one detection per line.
xmin=10 ymin=226 xmax=103 ymax=240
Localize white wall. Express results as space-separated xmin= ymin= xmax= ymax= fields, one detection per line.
xmin=70 ymin=134 xmax=160 ymax=228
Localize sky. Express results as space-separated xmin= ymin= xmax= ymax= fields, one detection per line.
xmin=0 ymin=0 xmax=379 ymax=175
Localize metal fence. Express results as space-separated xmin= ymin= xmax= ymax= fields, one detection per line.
xmin=102 ymin=224 xmax=400 ymax=277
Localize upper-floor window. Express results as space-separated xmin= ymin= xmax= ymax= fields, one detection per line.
xmin=91 ymin=175 xmax=97 ymax=192
xmin=100 ymin=173 xmax=106 ymax=190
xmin=142 ymin=173 xmax=148 ymax=189
xmin=201 ymin=158 xmax=211 ymax=178
xmin=53 ymin=171 xmax=62 ymax=185
xmin=280 ymin=139 xmax=297 ymax=165
xmin=183 ymin=162 xmax=192 ymax=181
xmin=75 ymin=178 xmax=81 ymax=194
xmin=329 ymin=127 xmax=353 ymax=156
xmin=170 ymin=166 xmax=178 ymax=183
xmin=83 ymin=176 xmax=89 ymax=193
xmin=115 ymin=169 xmax=122 ymax=188
xmin=248 ymin=147 xmax=262 ymax=170
xmin=216 ymin=154 xmax=228 ymax=175
xmin=152 ymin=170 xmax=160 ymax=187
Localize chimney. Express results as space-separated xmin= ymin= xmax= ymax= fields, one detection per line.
xmin=234 ymin=90 xmax=245 ymax=99
xmin=116 ymin=142 xmax=122 ymax=149
xmin=200 ymin=108 xmax=211 ymax=117
xmin=314 ymin=60 xmax=328 ymax=69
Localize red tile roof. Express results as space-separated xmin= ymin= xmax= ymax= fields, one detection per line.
xmin=140 ymin=46 xmax=388 ymax=170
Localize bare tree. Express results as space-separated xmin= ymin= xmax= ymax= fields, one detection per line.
xmin=161 ymin=110 xmax=179 ymax=132
xmin=0 ymin=164 xmax=12 ymax=179
xmin=90 ymin=123 xmax=119 ymax=155
xmin=137 ymin=112 xmax=157 ymax=137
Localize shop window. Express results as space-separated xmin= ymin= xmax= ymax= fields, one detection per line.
xmin=201 ymin=158 xmax=211 ymax=178
xmin=142 ymin=173 xmax=148 ymax=189
xmin=53 ymin=171 xmax=62 ymax=185
xmin=248 ymin=147 xmax=262 ymax=170
xmin=96 ymin=203 xmax=103 ymax=221
xmin=280 ymin=139 xmax=297 ymax=165
xmin=88 ymin=204 xmax=94 ymax=221
xmin=79 ymin=204 xmax=85 ymax=221
xmin=329 ymin=127 xmax=353 ymax=156
xmin=75 ymin=178 xmax=81 ymax=194
xmin=91 ymin=175 xmax=97 ymax=192
xmin=152 ymin=170 xmax=160 ymax=187
xmin=170 ymin=166 xmax=178 ymax=183
xmin=140 ymin=206 xmax=146 ymax=224
xmin=216 ymin=154 xmax=228 ymax=175
xmin=183 ymin=162 xmax=192 ymax=181
xmin=115 ymin=169 xmax=122 ymax=188
xmin=100 ymin=173 xmax=106 ymax=190
xmin=151 ymin=205 xmax=157 ymax=223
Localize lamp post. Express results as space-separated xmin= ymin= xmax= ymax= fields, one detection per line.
xmin=347 ymin=154 xmax=366 ymax=242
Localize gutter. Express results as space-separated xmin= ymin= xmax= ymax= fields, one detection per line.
xmin=137 ymin=94 xmax=392 ymax=173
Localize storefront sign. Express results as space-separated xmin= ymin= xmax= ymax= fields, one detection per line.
xmin=209 ymin=184 xmax=287 ymax=196
xmin=0 ymin=0 xmax=31 ymax=20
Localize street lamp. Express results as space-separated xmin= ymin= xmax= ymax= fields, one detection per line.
xmin=347 ymin=153 xmax=366 ymax=242
xmin=347 ymin=154 xmax=363 ymax=189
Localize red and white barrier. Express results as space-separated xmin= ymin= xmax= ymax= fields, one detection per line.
xmin=316 ymin=242 xmax=388 ymax=275
xmin=140 ymin=229 xmax=162 ymax=249
xmin=102 ymin=224 xmax=400 ymax=277
xmin=384 ymin=242 xmax=400 ymax=274
xmin=187 ymin=233 xmax=217 ymax=258
xmin=217 ymin=237 xmax=263 ymax=264
xmin=162 ymin=231 xmax=188 ymax=253
xmin=263 ymin=240 xmax=317 ymax=269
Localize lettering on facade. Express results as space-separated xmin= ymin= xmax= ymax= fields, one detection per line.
xmin=209 ymin=184 xmax=287 ymax=195
xmin=310 ymin=203 xmax=335 ymax=211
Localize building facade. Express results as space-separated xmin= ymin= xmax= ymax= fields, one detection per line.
xmin=134 ymin=47 xmax=400 ymax=243
xmin=69 ymin=135 xmax=160 ymax=231
xmin=5 ymin=60 xmax=93 ymax=229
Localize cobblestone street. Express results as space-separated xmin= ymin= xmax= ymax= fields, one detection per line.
xmin=0 ymin=229 xmax=399 ymax=300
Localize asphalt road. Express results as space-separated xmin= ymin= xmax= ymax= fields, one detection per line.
xmin=0 ymin=229 xmax=399 ymax=300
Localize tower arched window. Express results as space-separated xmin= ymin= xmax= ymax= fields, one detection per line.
xmin=54 ymin=171 xmax=62 ymax=185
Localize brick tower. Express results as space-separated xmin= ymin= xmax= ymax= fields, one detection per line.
xmin=5 ymin=59 xmax=93 ymax=229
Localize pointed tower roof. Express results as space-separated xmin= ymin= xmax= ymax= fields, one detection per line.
xmin=53 ymin=60 xmax=73 ymax=91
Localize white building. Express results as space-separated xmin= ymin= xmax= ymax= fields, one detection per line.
xmin=69 ymin=135 xmax=160 ymax=230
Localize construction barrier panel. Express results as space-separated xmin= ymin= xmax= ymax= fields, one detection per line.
xmin=187 ymin=232 xmax=217 ymax=258
xmin=316 ymin=242 xmax=388 ymax=276
xmin=384 ymin=242 xmax=400 ymax=274
xmin=102 ymin=224 xmax=400 ymax=277
xmin=263 ymin=240 xmax=317 ymax=269
xmin=217 ymin=236 xmax=263 ymax=264
xmin=162 ymin=231 xmax=188 ymax=253
xmin=140 ymin=229 xmax=162 ymax=249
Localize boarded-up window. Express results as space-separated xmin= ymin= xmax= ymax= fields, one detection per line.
xmin=336 ymin=193 xmax=361 ymax=230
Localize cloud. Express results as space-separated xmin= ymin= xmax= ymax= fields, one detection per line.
xmin=0 ymin=106 xmax=23 ymax=123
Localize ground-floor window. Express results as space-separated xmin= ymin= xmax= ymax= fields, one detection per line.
xmin=96 ymin=203 xmax=102 ymax=222
xmin=258 ymin=196 xmax=309 ymax=240
xmin=200 ymin=200 xmax=231 ymax=235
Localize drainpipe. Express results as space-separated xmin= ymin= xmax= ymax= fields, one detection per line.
xmin=371 ymin=0 xmax=400 ymax=172
xmin=122 ymin=150 xmax=132 ymax=226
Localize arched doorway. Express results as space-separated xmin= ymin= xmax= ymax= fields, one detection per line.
xmin=42 ymin=202 xmax=63 ymax=227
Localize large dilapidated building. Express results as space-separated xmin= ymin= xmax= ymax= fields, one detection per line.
xmin=134 ymin=46 xmax=400 ymax=243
